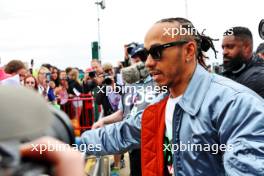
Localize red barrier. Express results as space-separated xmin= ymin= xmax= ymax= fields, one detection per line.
xmin=60 ymin=94 xmax=95 ymax=136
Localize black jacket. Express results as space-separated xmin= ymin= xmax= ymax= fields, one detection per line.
xmin=67 ymin=79 xmax=83 ymax=95
xmin=82 ymin=80 xmax=97 ymax=94
xmin=95 ymin=86 xmax=115 ymax=117
xmin=222 ymin=56 xmax=264 ymax=98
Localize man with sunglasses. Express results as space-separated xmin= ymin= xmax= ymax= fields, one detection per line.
xmin=79 ymin=17 xmax=264 ymax=176
xmin=140 ymin=17 xmax=264 ymax=176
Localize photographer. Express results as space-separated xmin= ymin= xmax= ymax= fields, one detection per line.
xmin=96 ymin=63 xmax=121 ymax=117
xmin=85 ymin=60 xmax=105 ymax=122
xmin=94 ymin=63 xmax=125 ymax=170
xmin=0 ymin=86 xmax=85 ymax=176
xmin=91 ymin=44 xmax=147 ymax=128
xmin=256 ymin=42 xmax=264 ymax=60
xmin=82 ymin=68 xmax=100 ymax=94
xmin=20 ymin=137 xmax=85 ymax=176
xmin=121 ymin=42 xmax=141 ymax=68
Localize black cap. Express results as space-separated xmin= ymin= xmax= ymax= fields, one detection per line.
xmin=256 ymin=43 xmax=264 ymax=54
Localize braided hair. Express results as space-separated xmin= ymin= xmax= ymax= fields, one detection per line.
xmin=156 ymin=17 xmax=218 ymax=68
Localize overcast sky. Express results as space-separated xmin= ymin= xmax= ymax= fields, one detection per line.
xmin=0 ymin=0 xmax=263 ymax=70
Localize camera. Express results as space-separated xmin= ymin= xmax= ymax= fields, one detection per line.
xmin=0 ymin=86 xmax=75 ymax=175
xmin=88 ymin=70 xmax=96 ymax=79
xmin=259 ymin=19 xmax=264 ymax=40
xmin=131 ymin=49 xmax=147 ymax=62
xmin=126 ymin=42 xmax=138 ymax=55
xmin=120 ymin=61 xmax=126 ymax=67
xmin=103 ymin=74 xmax=113 ymax=85
xmin=127 ymin=43 xmax=147 ymax=62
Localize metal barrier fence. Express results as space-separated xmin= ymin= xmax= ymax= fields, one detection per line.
xmin=60 ymin=94 xmax=111 ymax=176
xmin=60 ymin=94 xmax=95 ymax=136
xmin=85 ymin=156 xmax=111 ymax=176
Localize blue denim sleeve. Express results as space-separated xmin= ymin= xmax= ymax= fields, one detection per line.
xmin=217 ymin=93 xmax=264 ymax=176
xmin=80 ymin=110 xmax=142 ymax=156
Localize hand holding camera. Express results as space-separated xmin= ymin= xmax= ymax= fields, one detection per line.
xmin=0 ymin=86 xmax=77 ymax=176
xmin=94 ymin=72 xmax=104 ymax=86
xmin=124 ymin=44 xmax=130 ymax=60
xmin=20 ymin=136 xmax=85 ymax=176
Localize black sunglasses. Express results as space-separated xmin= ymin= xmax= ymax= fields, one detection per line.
xmin=142 ymin=40 xmax=189 ymax=60
xmin=26 ymin=81 xmax=35 ymax=84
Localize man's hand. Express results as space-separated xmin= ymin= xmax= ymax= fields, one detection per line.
xmin=124 ymin=45 xmax=129 ymax=60
xmin=83 ymin=73 xmax=90 ymax=84
xmin=92 ymin=119 xmax=104 ymax=129
xmin=20 ymin=136 xmax=85 ymax=176
xmin=94 ymin=73 xmax=104 ymax=86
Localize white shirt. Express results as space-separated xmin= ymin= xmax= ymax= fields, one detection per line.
xmin=38 ymin=85 xmax=50 ymax=95
xmin=165 ymin=95 xmax=182 ymax=141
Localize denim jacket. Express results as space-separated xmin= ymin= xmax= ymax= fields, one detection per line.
xmin=81 ymin=64 xmax=264 ymax=175
xmin=142 ymin=64 xmax=264 ymax=176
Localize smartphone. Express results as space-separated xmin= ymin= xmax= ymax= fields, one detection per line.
xmin=45 ymin=72 xmax=51 ymax=82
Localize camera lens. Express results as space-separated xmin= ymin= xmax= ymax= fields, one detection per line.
xmin=46 ymin=107 xmax=75 ymax=145
xmin=127 ymin=43 xmax=138 ymax=55
xmin=103 ymin=74 xmax=113 ymax=85
xmin=259 ymin=19 xmax=264 ymax=40
xmin=104 ymin=77 xmax=112 ymax=85
xmin=88 ymin=71 xmax=96 ymax=78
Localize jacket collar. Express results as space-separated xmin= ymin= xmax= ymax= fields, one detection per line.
xmin=178 ymin=64 xmax=212 ymax=116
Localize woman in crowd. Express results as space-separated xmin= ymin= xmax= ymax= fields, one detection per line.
xmin=51 ymin=66 xmax=60 ymax=87
xmin=54 ymin=70 xmax=69 ymax=106
xmin=68 ymin=68 xmax=83 ymax=96
xmin=37 ymin=67 xmax=56 ymax=104
xmin=68 ymin=68 xmax=83 ymax=135
xmin=24 ymin=75 xmax=38 ymax=90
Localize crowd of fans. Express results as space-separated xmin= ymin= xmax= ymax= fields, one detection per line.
xmin=1 ymin=59 xmax=125 ymax=106
xmin=2 ymin=38 xmax=263 ymax=109
xmin=0 ymin=48 xmax=136 ymax=172
xmin=1 ymin=20 xmax=264 ymax=175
